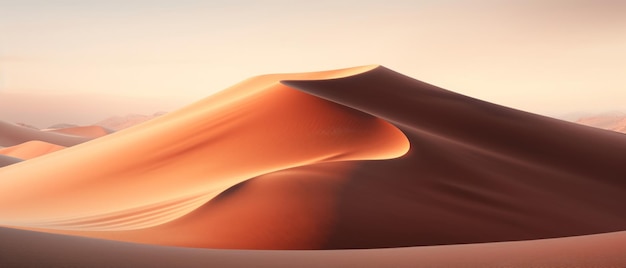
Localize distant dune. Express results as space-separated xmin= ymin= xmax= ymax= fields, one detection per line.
xmin=0 ymin=121 xmax=90 ymax=147
xmin=1 ymin=66 xmax=625 ymax=267
xmin=44 ymin=125 xmax=113 ymax=139
xmin=0 ymin=141 xmax=66 ymax=160
xmin=95 ymin=112 xmax=166 ymax=131
xmin=0 ymin=155 xmax=22 ymax=168
xmin=575 ymin=112 xmax=626 ymax=133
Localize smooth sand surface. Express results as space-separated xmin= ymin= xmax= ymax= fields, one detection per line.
xmin=0 ymin=65 xmax=624 ymax=266
xmin=0 ymin=120 xmax=89 ymax=147
xmin=96 ymin=113 xmax=164 ymax=131
xmin=0 ymin=65 xmax=407 ymax=232
xmin=0 ymin=140 xmax=66 ymax=160
xmin=44 ymin=125 xmax=113 ymax=138
xmin=576 ymin=114 xmax=626 ymax=133
xmin=1 ymin=227 xmax=625 ymax=268
xmin=0 ymin=155 xmax=22 ymax=168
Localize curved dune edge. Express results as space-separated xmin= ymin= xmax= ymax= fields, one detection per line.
xmin=1 ymin=65 xmax=625 ymax=251
xmin=0 ymin=65 xmax=409 ymax=233
xmin=0 ymin=140 xmax=66 ymax=160
xmin=1 ymin=227 xmax=625 ymax=268
xmin=44 ymin=125 xmax=113 ymax=139
xmin=0 ymin=155 xmax=22 ymax=168
xmin=0 ymin=121 xmax=89 ymax=147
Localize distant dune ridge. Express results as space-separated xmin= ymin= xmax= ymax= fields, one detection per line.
xmin=0 ymin=121 xmax=90 ymax=147
xmin=575 ymin=112 xmax=626 ymax=133
xmin=43 ymin=125 xmax=113 ymax=139
xmin=0 ymin=141 xmax=66 ymax=160
xmin=95 ymin=112 xmax=166 ymax=131
xmin=1 ymin=65 xmax=625 ymax=267
xmin=0 ymin=155 xmax=22 ymax=168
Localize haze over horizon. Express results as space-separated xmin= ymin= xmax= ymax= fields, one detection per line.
xmin=1 ymin=0 xmax=625 ymax=127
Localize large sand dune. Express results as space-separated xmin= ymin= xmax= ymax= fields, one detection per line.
xmin=1 ymin=65 xmax=624 ymax=266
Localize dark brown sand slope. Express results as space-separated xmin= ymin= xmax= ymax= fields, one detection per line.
xmin=281 ymin=66 xmax=626 ymax=248
xmin=0 ymin=65 xmax=625 ymax=266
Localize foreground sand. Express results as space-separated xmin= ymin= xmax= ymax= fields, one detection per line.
xmin=1 ymin=227 xmax=625 ymax=267
xmin=0 ymin=65 xmax=625 ymax=266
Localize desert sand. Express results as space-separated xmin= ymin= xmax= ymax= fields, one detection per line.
xmin=0 ymin=120 xmax=90 ymax=147
xmin=0 ymin=65 xmax=625 ymax=267
xmin=44 ymin=125 xmax=113 ymax=139
xmin=0 ymin=155 xmax=22 ymax=168
xmin=0 ymin=140 xmax=66 ymax=160
xmin=575 ymin=113 xmax=626 ymax=133
xmin=96 ymin=112 xmax=166 ymax=131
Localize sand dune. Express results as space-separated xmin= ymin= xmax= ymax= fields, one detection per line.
xmin=0 ymin=66 xmax=407 ymax=232
xmin=0 ymin=65 xmax=625 ymax=266
xmin=44 ymin=125 xmax=113 ymax=139
xmin=0 ymin=141 xmax=66 ymax=160
xmin=575 ymin=113 xmax=626 ymax=133
xmin=0 ymin=155 xmax=22 ymax=168
xmin=0 ymin=121 xmax=90 ymax=147
xmin=2 ymin=227 xmax=625 ymax=268
xmin=96 ymin=112 xmax=166 ymax=131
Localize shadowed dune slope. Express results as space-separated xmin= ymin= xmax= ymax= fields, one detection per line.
xmin=0 ymin=155 xmax=22 ymax=168
xmin=44 ymin=125 xmax=113 ymax=139
xmin=281 ymin=66 xmax=626 ymax=248
xmin=0 ymin=121 xmax=89 ymax=147
xmin=0 ymin=66 xmax=625 ymax=252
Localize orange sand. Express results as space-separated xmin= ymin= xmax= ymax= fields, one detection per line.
xmin=0 ymin=65 xmax=624 ymax=267
xmin=44 ymin=125 xmax=112 ymax=139
xmin=0 ymin=141 xmax=65 ymax=160
xmin=0 ymin=121 xmax=89 ymax=147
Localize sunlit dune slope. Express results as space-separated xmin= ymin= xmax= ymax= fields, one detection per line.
xmin=0 ymin=121 xmax=89 ymax=147
xmin=0 ymin=65 xmax=625 ymax=252
xmin=0 ymin=141 xmax=66 ymax=160
xmin=0 ymin=65 xmax=408 ymax=234
xmin=44 ymin=125 xmax=113 ymax=139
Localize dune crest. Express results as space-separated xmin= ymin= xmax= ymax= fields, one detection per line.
xmin=0 ymin=65 xmax=408 ymax=233
xmin=0 ymin=65 xmax=625 ymax=253
xmin=0 ymin=121 xmax=89 ymax=147
xmin=0 ymin=141 xmax=66 ymax=160
xmin=44 ymin=125 xmax=113 ymax=139
xmin=0 ymin=155 xmax=22 ymax=168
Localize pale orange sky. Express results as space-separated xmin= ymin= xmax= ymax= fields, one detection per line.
xmin=1 ymin=0 xmax=625 ymax=127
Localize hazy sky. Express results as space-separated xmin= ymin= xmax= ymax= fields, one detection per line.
xmin=1 ymin=0 xmax=625 ymax=126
